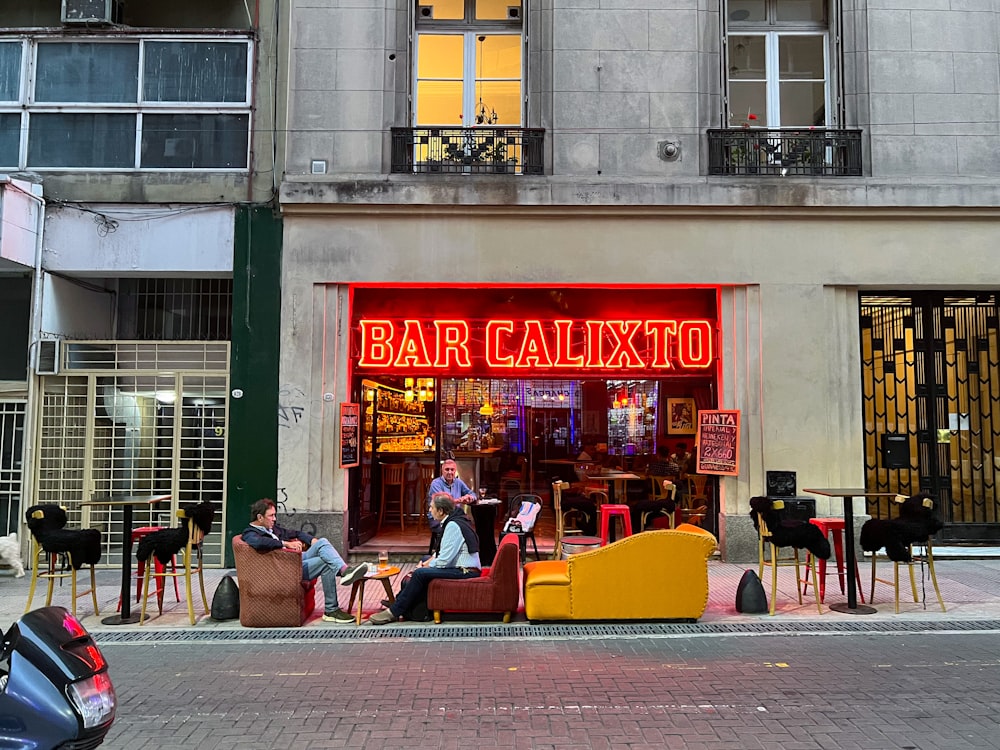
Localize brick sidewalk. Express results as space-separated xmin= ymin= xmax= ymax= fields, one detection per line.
xmin=4 ymin=554 xmax=1000 ymax=633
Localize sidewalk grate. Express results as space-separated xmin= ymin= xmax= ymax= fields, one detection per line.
xmin=93 ymin=618 xmax=1000 ymax=645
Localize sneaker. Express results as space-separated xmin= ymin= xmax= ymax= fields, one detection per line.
xmin=322 ymin=609 xmax=355 ymax=624
xmin=368 ymin=609 xmax=396 ymax=626
xmin=340 ymin=562 xmax=369 ymax=586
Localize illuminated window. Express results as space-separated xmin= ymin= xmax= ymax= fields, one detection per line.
xmin=414 ymin=0 xmax=523 ymax=126
xmin=726 ymin=0 xmax=830 ymax=128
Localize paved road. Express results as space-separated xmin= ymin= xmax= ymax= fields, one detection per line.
xmin=101 ymin=631 xmax=1000 ymax=749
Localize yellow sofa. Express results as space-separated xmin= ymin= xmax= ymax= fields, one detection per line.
xmin=523 ymin=525 xmax=717 ymax=622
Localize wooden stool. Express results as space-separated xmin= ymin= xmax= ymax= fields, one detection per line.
xmin=801 ymin=517 xmax=864 ymax=603
xmin=378 ymin=463 xmax=406 ymax=532
xmin=598 ymin=504 xmax=633 ymax=545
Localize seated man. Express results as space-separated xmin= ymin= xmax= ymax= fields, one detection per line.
xmin=241 ymin=498 xmax=368 ymax=623
xmin=369 ymin=493 xmax=481 ymax=625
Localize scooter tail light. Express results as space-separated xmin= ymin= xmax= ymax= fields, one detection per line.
xmin=67 ymin=670 xmax=117 ymax=728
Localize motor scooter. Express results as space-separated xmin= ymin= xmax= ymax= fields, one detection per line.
xmin=0 ymin=606 xmax=116 ymax=749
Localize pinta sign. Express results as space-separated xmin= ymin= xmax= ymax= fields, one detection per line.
xmin=355 ymin=317 xmax=715 ymax=376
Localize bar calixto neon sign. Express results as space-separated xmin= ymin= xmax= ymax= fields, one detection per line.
xmin=356 ymin=318 xmax=715 ymax=375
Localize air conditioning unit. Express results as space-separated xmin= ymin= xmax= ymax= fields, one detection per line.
xmin=36 ymin=339 xmax=60 ymax=376
xmin=61 ymin=0 xmax=122 ymax=25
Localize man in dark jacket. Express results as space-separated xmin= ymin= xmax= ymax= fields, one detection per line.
xmin=242 ymin=498 xmax=368 ymax=623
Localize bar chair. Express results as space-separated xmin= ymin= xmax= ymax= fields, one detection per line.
xmin=598 ymin=504 xmax=633 ymax=546
xmin=864 ymin=493 xmax=946 ymax=614
xmin=505 ymin=494 xmax=542 ymax=562
xmin=24 ymin=504 xmax=101 ymax=618
xmin=754 ymin=499 xmax=822 ymax=616
xmin=800 ymin=517 xmax=864 ymax=603
xmin=118 ymin=525 xmax=180 ymax=612
xmin=377 ymin=462 xmax=406 ymax=532
xmin=139 ymin=503 xmax=215 ymax=625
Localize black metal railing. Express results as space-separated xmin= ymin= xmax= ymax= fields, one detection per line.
xmin=707 ymin=128 xmax=863 ymax=177
xmin=391 ymin=127 xmax=544 ymax=175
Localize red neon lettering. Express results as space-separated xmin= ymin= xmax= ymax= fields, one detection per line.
xmin=604 ymin=320 xmax=645 ymax=369
xmin=553 ymin=320 xmax=584 ymax=367
xmin=392 ymin=319 xmax=432 ymax=368
xmin=678 ymin=320 xmax=713 ymax=368
xmin=645 ymin=320 xmax=677 ymax=368
xmin=434 ymin=320 xmax=471 ymax=368
xmin=358 ymin=320 xmax=394 ymax=367
xmin=585 ymin=321 xmax=604 ymax=367
xmin=485 ymin=320 xmax=514 ymax=367
xmin=515 ymin=320 xmax=554 ymax=368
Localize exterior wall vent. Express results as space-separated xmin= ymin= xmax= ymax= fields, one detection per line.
xmin=36 ymin=339 xmax=60 ymax=376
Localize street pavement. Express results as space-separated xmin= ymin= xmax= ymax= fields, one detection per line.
xmin=4 ymin=552 xmax=1000 ymax=748
xmin=98 ymin=630 xmax=1000 ymax=749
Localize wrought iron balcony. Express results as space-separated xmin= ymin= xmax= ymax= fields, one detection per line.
xmin=707 ymin=128 xmax=863 ymax=177
xmin=391 ymin=127 xmax=544 ymax=175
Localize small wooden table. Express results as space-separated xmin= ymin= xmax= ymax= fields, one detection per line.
xmin=803 ymin=488 xmax=899 ymax=615
xmin=80 ymin=494 xmax=171 ymax=625
xmin=346 ymin=565 xmax=400 ymax=625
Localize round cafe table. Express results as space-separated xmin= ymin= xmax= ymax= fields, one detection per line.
xmin=346 ymin=566 xmax=400 ymax=625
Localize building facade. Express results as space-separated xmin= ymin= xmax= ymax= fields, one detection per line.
xmin=277 ymin=0 xmax=1000 ymax=561
xmin=0 ymin=0 xmax=283 ymax=567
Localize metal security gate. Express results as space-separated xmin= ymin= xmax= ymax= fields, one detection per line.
xmin=32 ymin=341 xmax=229 ymax=566
xmin=861 ymin=294 xmax=1000 ymax=542
xmin=0 ymin=400 xmax=26 ymax=536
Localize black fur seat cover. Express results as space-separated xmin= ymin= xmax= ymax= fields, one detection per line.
xmin=25 ymin=504 xmax=102 ymax=569
xmin=860 ymin=492 xmax=943 ymax=562
xmin=136 ymin=501 xmax=217 ymax=565
xmin=749 ymin=496 xmax=831 ymax=559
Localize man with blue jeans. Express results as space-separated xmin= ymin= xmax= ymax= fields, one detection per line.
xmin=369 ymin=493 xmax=481 ymax=624
xmin=242 ymin=498 xmax=368 ymax=623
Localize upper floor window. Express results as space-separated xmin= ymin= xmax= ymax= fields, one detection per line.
xmin=414 ymin=0 xmax=523 ymax=126
xmin=726 ymin=0 xmax=830 ymax=128
xmin=0 ymin=36 xmax=252 ymax=171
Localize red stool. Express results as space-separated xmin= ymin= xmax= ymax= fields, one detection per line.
xmin=117 ymin=526 xmax=180 ymax=612
xmin=801 ymin=517 xmax=864 ymax=603
xmin=598 ymin=504 xmax=633 ymax=546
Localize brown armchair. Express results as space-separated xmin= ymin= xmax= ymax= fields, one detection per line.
xmin=232 ymin=535 xmax=317 ymax=627
xmin=427 ymin=533 xmax=521 ymax=623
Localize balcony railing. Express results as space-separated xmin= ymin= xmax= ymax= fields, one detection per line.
xmin=707 ymin=128 xmax=863 ymax=177
xmin=391 ymin=127 xmax=544 ymax=175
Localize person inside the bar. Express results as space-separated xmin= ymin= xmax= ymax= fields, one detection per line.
xmin=425 ymin=458 xmax=476 ymax=551
xmin=241 ymin=498 xmax=369 ymax=623
xmin=368 ymin=493 xmax=481 ymax=625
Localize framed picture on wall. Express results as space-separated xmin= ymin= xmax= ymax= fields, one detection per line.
xmin=666 ymin=398 xmax=696 ymax=434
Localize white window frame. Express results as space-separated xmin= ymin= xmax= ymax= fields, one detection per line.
xmin=725 ymin=0 xmax=837 ymax=129
xmin=0 ymin=34 xmax=253 ymax=172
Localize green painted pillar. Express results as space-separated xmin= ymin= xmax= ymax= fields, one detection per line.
xmin=225 ymin=205 xmax=282 ymax=565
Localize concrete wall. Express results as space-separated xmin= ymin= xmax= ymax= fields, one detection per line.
xmin=43 ymin=205 xmax=235 ymax=276
xmin=284 ymin=0 xmax=1000 ymax=181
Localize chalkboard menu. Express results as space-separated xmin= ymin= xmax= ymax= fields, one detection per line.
xmin=695 ymin=410 xmax=740 ymax=476
xmin=340 ymin=403 xmax=360 ymax=468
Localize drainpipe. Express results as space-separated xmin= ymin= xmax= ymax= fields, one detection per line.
xmin=5 ymin=177 xmax=46 ymax=537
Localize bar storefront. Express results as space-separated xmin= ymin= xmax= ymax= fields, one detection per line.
xmin=347 ymin=285 xmax=721 ymax=553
